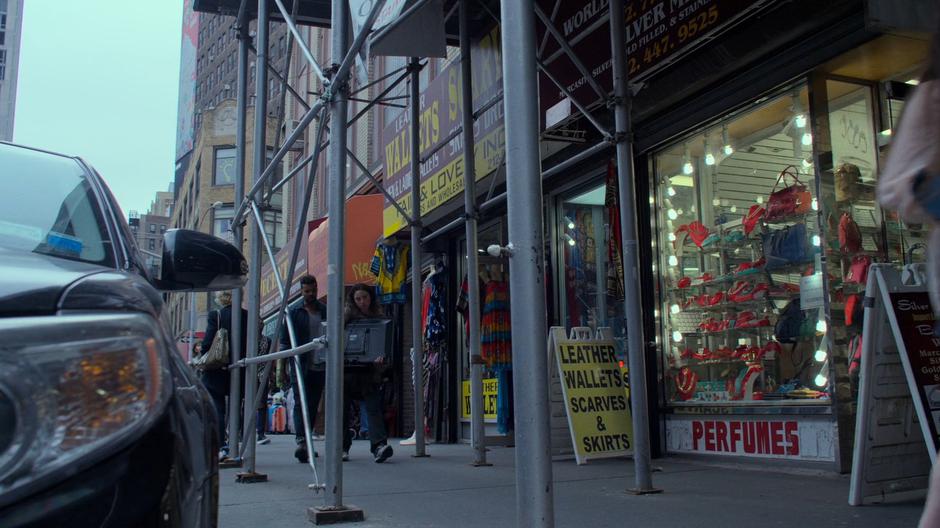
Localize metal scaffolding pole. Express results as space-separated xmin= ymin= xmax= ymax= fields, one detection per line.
xmin=324 ymin=0 xmax=349 ymax=510
xmin=500 ymin=0 xmax=554 ymax=525
xmin=409 ymin=56 xmax=428 ymax=457
xmin=228 ymin=8 xmax=250 ymax=465
xmin=459 ymin=0 xmax=487 ymax=467
xmin=609 ymin=0 xmax=658 ymax=494
xmin=241 ymin=0 xmax=268 ymax=479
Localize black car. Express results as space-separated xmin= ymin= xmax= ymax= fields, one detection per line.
xmin=0 ymin=142 xmax=247 ymax=527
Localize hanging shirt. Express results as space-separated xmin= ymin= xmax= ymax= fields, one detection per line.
xmin=456 ymin=275 xmax=485 ymax=344
xmin=481 ymin=280 xmax=512 ymax=369
xmin=422 ymin=270 xmax=447 ymax=348
xmin=370 ymin=242 xmax=410 ymax=304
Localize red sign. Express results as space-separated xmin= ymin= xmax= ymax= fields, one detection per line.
xmin=691 ymin=419 xmax=799 ymax=456
xmin=536 ymin=0 xmax=765 ymax=126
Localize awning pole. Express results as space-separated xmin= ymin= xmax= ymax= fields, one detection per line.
xmin=609 ymin=0 xmax=659 ymax=494
xmin=410 ymin=56 xmax=428 ymax=457
xmin=500 ymin=1 xmax=555 ymax=525
xmin=459 ymin=0 xmax=488 ymax=467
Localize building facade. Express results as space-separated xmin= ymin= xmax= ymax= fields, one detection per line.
xmin=128 ymin=211 xmax=170 ymax=279
xmin=0 ymin=0 xmax=24 ymax=141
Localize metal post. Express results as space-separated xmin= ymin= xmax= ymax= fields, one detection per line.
xmin=242 ymin=0 xmax=268 ymax=477
xmin=609 ymin=0 xmax=657 ymax=494
xmin=324 ymin=0 xmax=349 ymax=509
xmin=460 ymin=0 xmax=487 ymax=467
xmin=410 ymin=56 xmax=427 ymax=457
xmin=228 ymin=10 xmax=250 ymax=462
xmin=500 ymin=1 xmax=554 ymax=525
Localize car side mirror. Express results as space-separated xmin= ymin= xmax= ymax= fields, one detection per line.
xmin=155 ymin=229 xmax=248 ymax=292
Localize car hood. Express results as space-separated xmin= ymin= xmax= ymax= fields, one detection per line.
xmin=0 ymin=248 xmax=106 ymax=316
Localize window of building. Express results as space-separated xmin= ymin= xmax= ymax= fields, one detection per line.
xmin=148 ymin=239 xmax=156 ymax=251
xmin=263 ymin=210 xmax=283 ymax=253
xmin=160 ymin=225 xmax=166 ymax=233
xmin=0 ymin=50 xmax=6 ymax=81
xmin=149 ymin=223 xmax=156 ymax=233
xmin=213 ymin=205 xmax=235 ymax=240
xmin=214 ymin=147 xmax=236 ymax=185
xmin=0 ymin=31 xmax=5 ymax=46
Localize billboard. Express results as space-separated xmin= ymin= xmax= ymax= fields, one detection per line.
xmin=176 ymin=0 xmax=199 ymax=160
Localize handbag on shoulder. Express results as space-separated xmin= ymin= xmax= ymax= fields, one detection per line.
xmin=191 ymin=311 xmax=229 ymax=370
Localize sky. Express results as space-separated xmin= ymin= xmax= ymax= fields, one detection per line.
xmin=14 ymin=0 xmax=184 ymax=217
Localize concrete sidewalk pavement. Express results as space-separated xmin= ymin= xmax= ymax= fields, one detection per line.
xmin=219 ymin=435 xmax=924 ymax=527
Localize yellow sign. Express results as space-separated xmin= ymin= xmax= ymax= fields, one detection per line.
xmin=461 ymin=377 xmax=498 ymax=421
xmin=554 ymin=339 xmax=633 ymax=464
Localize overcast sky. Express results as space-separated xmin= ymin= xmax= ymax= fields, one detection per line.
xmin=14 ymin=0 xmax=183 ymax=217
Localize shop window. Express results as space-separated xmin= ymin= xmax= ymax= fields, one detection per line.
xmin=213 ymin=205 xmax=235 ymax=240
xmin=654 ymin=85 xmax=831 ymax=406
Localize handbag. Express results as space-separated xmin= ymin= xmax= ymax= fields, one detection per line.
xmin=774 ymin=297 xmax=812 ymax=344
xmin=765 ymin=166 xmax=813 ymax=221
xmin=838 ymin=212 xmax=862 ymax=253
xmin=845 ymin=255 xmax=872 ymax=285
xmin=191 ymin=311 xmax=229 ymax=370
xmin=762 ymin=223 xmax=811 ymax=270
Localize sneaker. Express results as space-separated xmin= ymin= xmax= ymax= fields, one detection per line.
xmin=342 ymin=450 xmax=350 ymax=462
xmin=374 ymin=443 xmax=393 ymax=463
xmin=295 ymin=444 xmax=309 ymax=464
xmin=399 ymin=432 xmax=416 ymax=446
xmin=257 ymin=436 xmax=271 ymax=446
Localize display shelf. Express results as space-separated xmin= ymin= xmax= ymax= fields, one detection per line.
xmin=677 ymin=298 xmax=773 ymax=313
xmin=680 ymin=325 xmax=775 ymax=337
xmin=761 ymin=211 xmax=818 ymax=225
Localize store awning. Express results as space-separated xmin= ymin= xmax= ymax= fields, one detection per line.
xmin=307 ymin=194 xmax=383 ymax=288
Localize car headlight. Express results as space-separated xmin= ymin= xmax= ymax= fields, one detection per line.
xmin=0 ymin=313 xmax=171 ymax=507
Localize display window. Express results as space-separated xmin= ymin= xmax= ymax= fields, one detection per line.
xmin=653 ymin=85 xmax=832 ymax=407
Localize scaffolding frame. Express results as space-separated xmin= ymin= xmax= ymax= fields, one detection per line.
xmin=211 ymin=0 xmax=656 ymax=522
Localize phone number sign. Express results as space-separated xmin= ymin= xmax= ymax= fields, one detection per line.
xmin=537 ymin=0 xmax=764 ymax=124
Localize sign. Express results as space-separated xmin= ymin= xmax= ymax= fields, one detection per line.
xmin=460 ymin=378 xmax=498 ymax=421
xmin=536 ymin=0 xmax=766 ymax=128
xmin=380 ymin=25 xmax=505 ymax=236
xmin=551 ymin=327 xmax=633 ymax=464
xmin=800 ymin=272 xmax=825 ymax=310
xmin=665 ymin=416 xmax=836 ymax=461
xmin=307 ymin=194 xmax=383 ymax=289
xmin=849 ymin=264 xmax=934 ymax=505
xmin=175 ymin=0 xmax=198 ymax=159
xmin=259 ymin=234 xmax=308 ymax=317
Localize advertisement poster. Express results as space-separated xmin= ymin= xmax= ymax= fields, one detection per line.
xmin=461 ymin=378 xmax=498 ymax=422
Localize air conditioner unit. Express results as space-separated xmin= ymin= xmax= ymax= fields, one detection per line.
xmin=281 ymin=120 xmax=305 ymax=151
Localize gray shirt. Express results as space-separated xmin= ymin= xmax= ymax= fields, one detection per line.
xmin=307 ymin=310 xmax=323 ymax=371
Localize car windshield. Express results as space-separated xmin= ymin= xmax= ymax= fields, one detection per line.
xmin=0 ymin=144 xmax=114 ymax=266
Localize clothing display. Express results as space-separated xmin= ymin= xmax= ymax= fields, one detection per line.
xmin=481 ymin=279 xmax=511 ymax=368
xmin=420 ymin=265 xmax=447 ymax=437
xmin=370 ymin=240 xmax=410 ymax=304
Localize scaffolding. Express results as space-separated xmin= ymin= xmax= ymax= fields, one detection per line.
xmin=198 ymin=0 xmax=657 ymax=523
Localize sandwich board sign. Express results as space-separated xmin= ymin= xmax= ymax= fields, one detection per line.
xmin=549 ymin=326 xmax=633 ymax=464
xmin=849 ymin=264 xmax=937 ymax=505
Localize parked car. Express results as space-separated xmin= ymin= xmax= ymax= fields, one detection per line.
xmin=0 ymin=142 xmax=247 ymax=527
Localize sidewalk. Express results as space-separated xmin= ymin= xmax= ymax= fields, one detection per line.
xmin=220 ymin=435 xmax=924 ymax=527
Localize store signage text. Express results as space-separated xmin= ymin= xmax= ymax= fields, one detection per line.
xmin=692 ymin=420 xmax=799 ymax=456
xmin=461 ymin=378 xmax=498 ymax=421
xmin=381 ymin=25 xmax=505 ymax=236
xmin=553 ymin=334 xmax=633 ymax=464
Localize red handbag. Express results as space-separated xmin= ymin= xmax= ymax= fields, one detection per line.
xmin=845 ymin=255 xmax=872 ymax=285
xmin=765 ymin=166 xmax=813 ymax=221
xmin=838 ymin=212 xmax=862 ymax=253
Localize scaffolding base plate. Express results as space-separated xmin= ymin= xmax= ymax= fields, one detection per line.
xmin=627 ymin=487 xmax=664 ymax=495
xmin=219 ymin=458 xmax=242 ymax=469
xmin=471 ymin=461 xmax=493 ymax=467
xmin=307 ymin=505 xmax=365 ymax=525
xmin=235 ymin=472 xmax=268 ymax=483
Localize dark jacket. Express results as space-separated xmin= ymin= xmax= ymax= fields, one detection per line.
xmin=280 ymin=300 xmax=327 ymax=372
xmin=199 ymin=304 xmax=248 ymax=394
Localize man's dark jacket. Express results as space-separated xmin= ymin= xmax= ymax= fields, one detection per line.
xmin=280 ymin=300 xmax=327 ymax=372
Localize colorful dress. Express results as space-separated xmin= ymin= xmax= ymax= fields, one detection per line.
xmin=370 ymin=242 xmax=410 ymax=304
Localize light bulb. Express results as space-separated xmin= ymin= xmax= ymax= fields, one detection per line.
xmin=690 ymin=205 xmax=697 ymax=213
xmin=814 ymin=372 xmax=828 ymax=387
xmin=667 ymin=186 xmax=677 ymax=197
xmin=649 ymin=196 xmax=655 ymax=205
xmin=568 ymin=238 xmax=576 ymax=246
xmin=713 ymin=197 xmax=721 ymax=207
xmin=670 ymin=304 xmax=681 ymax=315
xmin=802 ymin=158 xmax=813 ymax=170
xmin=811 ymin=198 xmax=818 ymax=211
xmin=705 ymin=153 xmax=716 ymax=166
xmin=812 ymin=235 xmax=821 ymax=247
xmin=673 ymin=331 xmax=683 ymax=343
xmin=730 ymin=205 xmax=737 ymax=213
xmin=802 ymin=132 xmax=813 ymax=146
xmin=668 ymin=233 xmax=677 ymax=242
xmin=722 ymin=125 xmax=733 ymax=156
xmin=756 ymin=196 xmax=763 ymax=204
xmin=668 ymin=255 xmax=679 ymax=267
xmin=724 ymin=144 xmax=734 ymax=156
xmin=677 ymin=209 xmax=684 ymax=215
xmin=880 ymin=129 xmax=893 ymax=136
xmin=668 ymin=209 xmax=679 ymax=220
xmin=795 ymin=114 xmax=807 ymax=129
xmin=654 ymin=309 xmax=660 ymax=318
xmin=814 ymin=349 xmax=827 ymax=362
xmin=816 ymin=320 xmax=827 ymax=333
xmin=683 ymin=161 xmax=694 ymax=175
xmin=567 ymin=221 xmax=575 ymax=229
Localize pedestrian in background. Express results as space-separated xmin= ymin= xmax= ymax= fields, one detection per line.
xmin=281 ymin=275 xmax=326 ymax=463
xmin=200 ymin=291 xmax=248 ymax=461
xmin=877 ymin=20 xmax=940 ymax=528
xmin=343 ymin=283 xmax=393 ymax=463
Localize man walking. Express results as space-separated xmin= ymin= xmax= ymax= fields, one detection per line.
xmin=281 ymin=275 xmax=326 ymax=463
